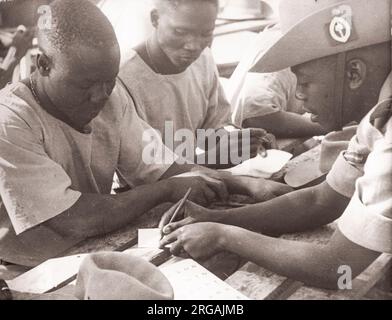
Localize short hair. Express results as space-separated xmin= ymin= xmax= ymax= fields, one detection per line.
xmin=154 ymin=0 xmax=219 ymax=12
xmin=39 ymin=0 xmax=118 ymax=52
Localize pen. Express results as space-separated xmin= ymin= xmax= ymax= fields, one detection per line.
xmin=167 ymin=187 xmax=192 ymax=226
xmin=160 ymin=187 xmax=192 ymax=242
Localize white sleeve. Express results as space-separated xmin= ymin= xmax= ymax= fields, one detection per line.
xmin=0 ymin=109 xmax=81 ymax=234
xmin=338 ymin=136 xmax=392 ymax=254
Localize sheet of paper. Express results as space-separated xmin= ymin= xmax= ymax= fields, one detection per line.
xmin=138 ymin=228 xmax=161 ymax=248
xmin=7 ymin=254 xmax=88 ymax=294
xmin=160 ymin=259 xmax=249 ymax=300
xmin=222 ymin=149 xmax=293 ymax=178
xmin=138 ymin=228 xmax=172 ymax=249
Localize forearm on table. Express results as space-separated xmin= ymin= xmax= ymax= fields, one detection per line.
xmin=45 ymin=180 xmax=172 ymax=239
xmin=195 ymin=151 xmax=223 ymax=169
xmin=159 ymin=162 xmax=248 ymax=194
xmin=215 ymin=172 xmax=254 ymax=196
xmin=221 ymin=225 xmax=339 ymax=289
xmin=159 ymin=162 xmax=200 ymax=179
xmin=194 ymin=129 xmax=244 ymax=170
xmin=243 ymin=111 xmax=327 ymax=138
xmin=221 ymin=225 xmax=380 ymax=289
xmin=194 ymin=147 xmax=234 ymax=170
xmin=211 ymin=182 xmax=349 ymax=235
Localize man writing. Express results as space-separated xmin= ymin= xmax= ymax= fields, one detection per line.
xmin=160 ymin=0 xmax=392 ymax=289
xmin=0 ymin=0 xmax=291 ymax=269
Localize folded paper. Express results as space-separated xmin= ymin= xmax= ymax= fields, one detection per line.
xmin=222 ymin=149 xmax=293 ymax=178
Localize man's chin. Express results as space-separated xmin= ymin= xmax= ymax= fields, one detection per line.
xmin=173 ymin=57 xmax=198 ymax=70
xmin=75 ymin=114 xmax=100 ymax=129
xmin=173 ymin=62 xmax=191 ymax=72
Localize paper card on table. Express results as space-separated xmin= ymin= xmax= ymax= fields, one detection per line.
xmin=252 ymin=149 xmax=293 ymax=173
xmin=138 ymin=228 xmax=172 ymax=249
xmin=222 ymin=149 xmax=293 ymax=178
xmin=7 ymin=254 xmax=88 ymax=294
xmin=159 ymin=259 xmax=249 ymax=300
xmin=138 ymin=228 xmax=161 ymax=248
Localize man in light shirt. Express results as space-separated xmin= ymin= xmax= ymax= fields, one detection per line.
xmin=0 ymin=0 xmax=291 ymax=269
xmin=119 ymin=0 xmax=273 ymax=169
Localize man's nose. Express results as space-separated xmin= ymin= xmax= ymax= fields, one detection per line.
xmin=183 ymin=36 xmax=203 ymax=52
xmin=90 ymin=82 xmax=112 ymax=104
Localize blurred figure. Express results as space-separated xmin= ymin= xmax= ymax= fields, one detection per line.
xmin=0 ymin=26 xmax=34 ymax=88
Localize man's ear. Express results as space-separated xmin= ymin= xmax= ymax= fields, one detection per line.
xmin=346 ymin=58 xmax=367 ymax=90
xmin=151 ymin=9 xmax=160 ymax=28
xmin=36 ymin=53 xmax=51 ymax=76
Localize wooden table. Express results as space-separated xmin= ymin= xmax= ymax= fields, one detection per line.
xmin=225 ymin=240 xmax=392 ymax=300
xmin=5 ymin=138 xmax=391 ymax=300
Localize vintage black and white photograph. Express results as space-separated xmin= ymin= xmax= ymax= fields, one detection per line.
xmin=0 ymin=0 xmax=391 ymax=305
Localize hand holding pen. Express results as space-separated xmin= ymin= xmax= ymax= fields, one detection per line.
xmin=159 ymin=188 xmax=192 ymax=238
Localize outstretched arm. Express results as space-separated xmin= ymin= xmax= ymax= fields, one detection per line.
xmin=42 ymin=163 xmax=229 ymax=240
xmin=243 ymin=111 xmax=327 ymax=138
xmin=214 ymin=181 xmax=348 ymax=235
xmin=221 ymin=226 xmax=380 ymax=289
xmin=163 ymin=181 xmax=349 ymax=236
xmin=161 ymin=222 xmax=379 ymax=290
xmin=44 ymin=179 xmax=175 ymax=240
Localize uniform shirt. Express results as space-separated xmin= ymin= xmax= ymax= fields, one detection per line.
xmin=0 ymin=81 xmax=175 ymax=266
xmin=234 ymin=68 xmax=303 ymax=124
xmin=230 ymin=27 xmax=303 ymax=125
xmin=118 ymin=48 xmax=231 ymax=159
xmin=327 ymin=98 xmax=392 ymax=253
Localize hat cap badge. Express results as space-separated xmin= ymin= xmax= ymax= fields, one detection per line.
xmin=329 ymin=5 xmax=353 ymax=43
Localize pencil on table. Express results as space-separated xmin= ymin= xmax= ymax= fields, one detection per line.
xmin=168 ymin=187 xmax=192 ymax=225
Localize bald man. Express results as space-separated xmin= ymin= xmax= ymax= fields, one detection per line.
xmin=0 ymin=0 xmax=291 ymax=268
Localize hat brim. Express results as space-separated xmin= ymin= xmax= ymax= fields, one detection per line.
xmin=75 ymin=252 xmax=174 ymax=300
xmin=218 ymin=8 xmax=265 ymax=21
xmin=284 ymin=157 xmax=326 ymax=189
xmin=249 ymin=0 xmax=391 ymax=73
